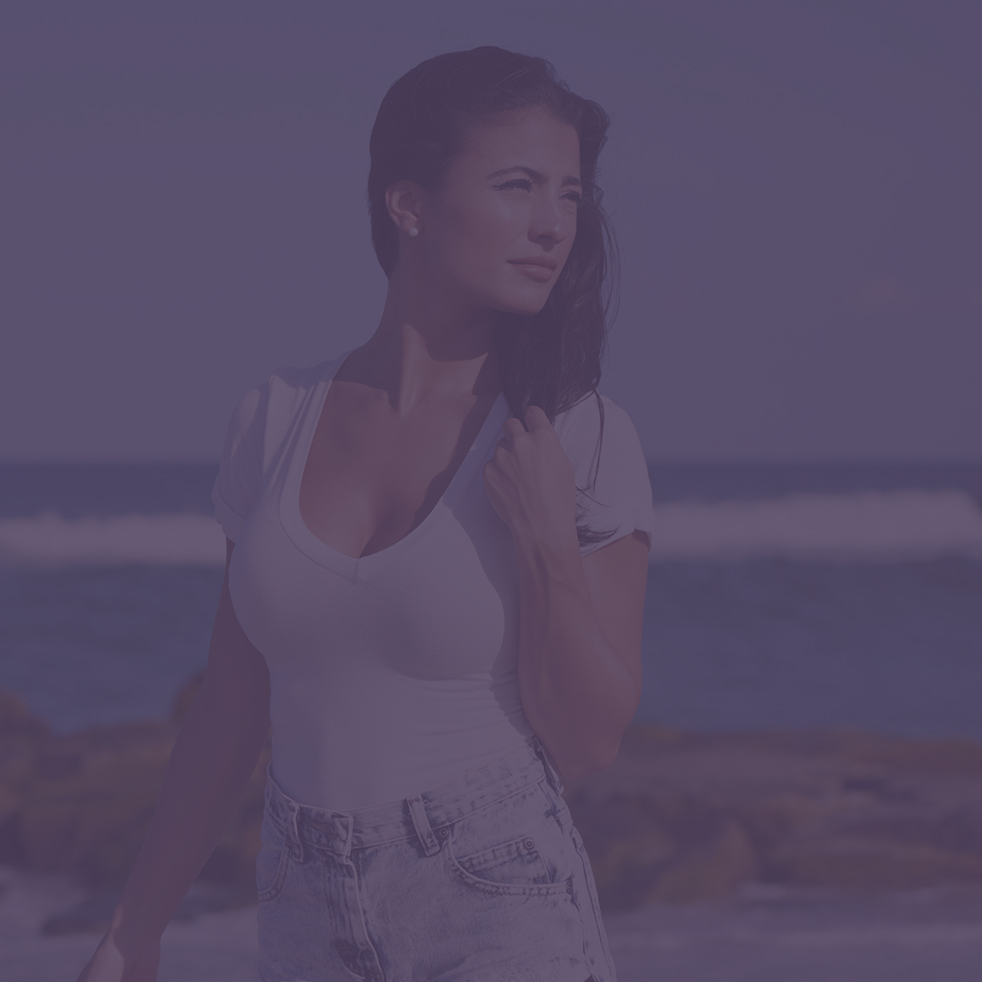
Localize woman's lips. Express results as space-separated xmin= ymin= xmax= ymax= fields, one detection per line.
xmin=508 ymin=262 xmax=554 ymax=281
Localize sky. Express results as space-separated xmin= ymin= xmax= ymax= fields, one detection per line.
xmin=2 ymin=1 xmax=979 ymax=461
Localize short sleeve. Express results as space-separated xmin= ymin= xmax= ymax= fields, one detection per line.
xmin=211 ymin=384 xmax=269 ymax=542
xmin=556 ymin=392 xmax=655 ymax=558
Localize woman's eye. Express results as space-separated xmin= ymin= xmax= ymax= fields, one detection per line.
xmin=496 ymin=180 xmax=582 ymax=205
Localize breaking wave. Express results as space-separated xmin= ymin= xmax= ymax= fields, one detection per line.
xmin=1 ymin=490 xmax=981 ymax=566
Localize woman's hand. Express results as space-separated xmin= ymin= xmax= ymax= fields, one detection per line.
xmin=482 ymin=404 xmax=577 ymax=545
xmin=75 ymin=928 xmax=161 ymax=982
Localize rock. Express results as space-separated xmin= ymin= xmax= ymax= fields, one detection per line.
xmin=570 ymin=793 xmax=678 ymax=910
xmin=0 ymin=783 xmax=20 ymax=834
xmin=763 ymin=800 xmax=982 ymax=889
xmin=0 ymin=679 xmax=271 ymax=911
xmin=561 ymin=723 xmax=982 ymax=905
xmin=641 ymin=815 xmax=758 ymax=904
xmin=766 ymin=832 xmax=982 ymax=891
xmin=16 ymin=719 xmax=184 ymax=883
xmin=569 ymin=788 xmax=761 ymax=909
xmin=0 ymin=694 xmax=55 ymax=865
xmin=5 ymin=680 xmax=982 ymax=921
xmin=0 ymin=735 xmax=39 ymax=791
xmin=0 ymin=690 xmax=51 ymax=740
xmin=14 ymin=716 xmax=272 ymax=895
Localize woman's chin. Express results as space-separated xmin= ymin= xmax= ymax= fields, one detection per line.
xmin=494 ymin=294 xmax=552 ymax=317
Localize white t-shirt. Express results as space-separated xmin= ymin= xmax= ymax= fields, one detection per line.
xmin=212 ymin=349 xmax=655 ymax=811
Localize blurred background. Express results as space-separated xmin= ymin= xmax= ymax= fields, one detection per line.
xmin=1 ymin=0 xmax=979 ymax=740
xmin=1 ymin=3 xmax=981 ymax=979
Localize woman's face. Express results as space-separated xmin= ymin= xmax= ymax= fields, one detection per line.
xmin=413 ymin=107 xmax=582 ymax=315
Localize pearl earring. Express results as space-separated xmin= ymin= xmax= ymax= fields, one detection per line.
xmin=408 ymin=226 xmax=419 ymax=238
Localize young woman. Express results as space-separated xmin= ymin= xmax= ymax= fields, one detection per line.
xmin=78 ymin=45 xmax=654 ymax=982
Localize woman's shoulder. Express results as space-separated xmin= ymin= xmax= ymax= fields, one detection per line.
xmin=221 ymin=351 xmax=347 ymax=446
xmin=265 ymin=351 xmax=347 ymax=400
xmin=553 ymin=388 xmax=636 ymax=447
xmin=553 ymin=387 xmax=648 ymax=487
xmin=239 ymin=351 xmax=347 ymax=414
xmin=553 ymin=387 xmax=654 ymax=547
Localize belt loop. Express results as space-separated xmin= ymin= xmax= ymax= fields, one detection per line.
xmin=406 ymin=794 xmax=441 ymax=857
xmin=286 ymin=802 xmax=305 ymax=863
xmin=531 ymin=734 xmax=565 ymax=796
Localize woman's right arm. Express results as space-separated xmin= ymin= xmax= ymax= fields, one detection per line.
xmin=77 ymin=538 xmax=271 ymax=981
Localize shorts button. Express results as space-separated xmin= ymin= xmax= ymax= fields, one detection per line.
xmin=523 ymin=838 xmax=535 ymax=850
xmin=438 ymin=827 xmax=449 ymax=838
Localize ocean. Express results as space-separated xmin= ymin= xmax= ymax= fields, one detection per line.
xmin=1 ymin=460 xmax=981 ymax=741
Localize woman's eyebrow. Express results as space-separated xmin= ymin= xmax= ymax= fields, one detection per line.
xmin=487 ymin=166 xmax=582 ymax=188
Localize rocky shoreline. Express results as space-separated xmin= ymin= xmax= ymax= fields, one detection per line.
xmin=568 ymin=721 xmax=982 ymax=909
xmin=2 ymin=676 xmax=981 ymax=935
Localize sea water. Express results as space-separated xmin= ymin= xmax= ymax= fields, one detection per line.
xmin=1 ymin=460 xmax=980 ymax=740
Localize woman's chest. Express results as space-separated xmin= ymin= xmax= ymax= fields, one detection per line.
xmin=298 ymin=384 xmax=500 ymax=560
xmin=230 ymin=480 xmax=520 ymax=678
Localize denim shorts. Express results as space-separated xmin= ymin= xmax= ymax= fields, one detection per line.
xmin=255 ymin=732 xmax=617 ymax=982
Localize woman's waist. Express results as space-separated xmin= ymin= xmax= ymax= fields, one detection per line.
xmin=266 ymin=715 xmax=537 ymax=814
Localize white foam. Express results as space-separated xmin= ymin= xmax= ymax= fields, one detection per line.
xmin=648 ymin=489 xmax=982 ymax=562
xmin=1 ymin=490 xmax=981 ymax=566
xmin=0 ymin=512 xmax=226 ymax=567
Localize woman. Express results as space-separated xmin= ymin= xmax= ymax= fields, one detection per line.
xmin=78 ymin=45 xmax=654 ymax=982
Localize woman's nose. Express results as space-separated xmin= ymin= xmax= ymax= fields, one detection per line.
xmin=531 ymin=197 xmax=573 ymax=242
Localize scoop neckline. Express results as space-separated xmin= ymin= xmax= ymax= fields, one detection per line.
xmin=280 ymin=349 xmax=508 ymax=579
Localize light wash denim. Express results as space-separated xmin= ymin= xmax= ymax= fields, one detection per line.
xmin=255 ymin=733 xmax=616 ymax=982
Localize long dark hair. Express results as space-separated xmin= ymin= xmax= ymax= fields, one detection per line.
xmin=366 ymin=46 xmax=621 ymax=549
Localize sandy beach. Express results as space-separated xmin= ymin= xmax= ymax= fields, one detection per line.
xmin=5 ymin=866 xmax=982 ymax=982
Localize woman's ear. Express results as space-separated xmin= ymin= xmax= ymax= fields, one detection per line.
xmin=385 ymin=180 xmax=422 ymax=236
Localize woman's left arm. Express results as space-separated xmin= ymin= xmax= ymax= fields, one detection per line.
xmin=512 ymin=527 xmax=648 ymax=782
xmin=483 ymin=406 xmax=649 ymax=782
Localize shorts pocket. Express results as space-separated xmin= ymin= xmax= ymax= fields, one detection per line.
xmin=444 ymin=784 xmax=573 ymax=898
xmin=255 ymin=809 xmax=291 ymax=904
